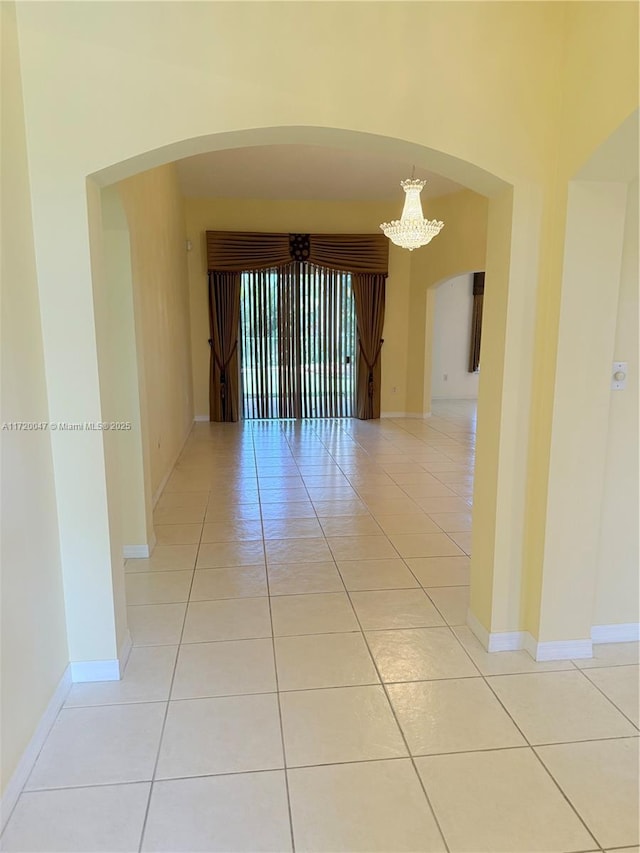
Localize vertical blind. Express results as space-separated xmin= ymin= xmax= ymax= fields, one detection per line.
xmin=207 ymin=231 xmax=387 ymax=421
xmin=240 ymin=262 xmax=356 ymax=419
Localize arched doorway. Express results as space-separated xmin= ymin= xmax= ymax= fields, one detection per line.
xmin=85 ymin=126 xmax=527 ymax=678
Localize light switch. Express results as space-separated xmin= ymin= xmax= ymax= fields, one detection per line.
xmin=611 ymin=361 xmax=628 ymax=390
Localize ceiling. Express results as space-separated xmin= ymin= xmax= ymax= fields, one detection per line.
xmin=176 ymin=144 xmax=465 ymax=201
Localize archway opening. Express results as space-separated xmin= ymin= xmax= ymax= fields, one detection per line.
xmin=86 ymin=126 xmax=519 ymax=675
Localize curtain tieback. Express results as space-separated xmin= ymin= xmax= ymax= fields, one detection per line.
xmin=359 ymin=339 xmax=384 ymax=398
xmin=213 ymin=340 xmax=238 ymax=400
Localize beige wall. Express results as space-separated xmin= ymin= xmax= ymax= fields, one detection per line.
xmin=0 ymin=2 xmax=68 ymax=795
xmin=185 ymin=191 xmax=488 ymax=420
xmin=595 ymin=178 xmax=639 ymax=626
xmin=100 ymin=188 xmax=154 ymax=551
xmin=431 ymin=274 xmax=480 ymax=400
xmin=408 ymin=190 xmax=489 ymax=414
xmin=536 ymin=180 xmax=629 ymax=644
xmin=521 ymin=2 xmax=638 ymax=642
xmin=10 ymin=2 xmax=564 ymax=674
xmin=119 ymin=165 xmax=194 ymax=500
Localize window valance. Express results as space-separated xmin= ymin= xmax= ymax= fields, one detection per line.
xmin=206 ymin=230 xmax=389 ymax=275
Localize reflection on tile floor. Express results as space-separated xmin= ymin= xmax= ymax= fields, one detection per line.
xmin=2 ymin=402 xmax=638 ymax=852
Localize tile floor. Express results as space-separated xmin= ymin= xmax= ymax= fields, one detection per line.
xmin=2 ymin=401 xmax=638 ymax=852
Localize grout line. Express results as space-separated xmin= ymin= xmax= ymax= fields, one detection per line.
xmin=254 ymin=426 xmax=297 ymax=853
xmin=136 ymin=525 xmax=201 ymax=852
xmin=532 ymin=747 xmax=606 ymax=851
xmin=18 ymin=732 xmax=640 ymax=797
xmin=115 ymin=408 xmax=633 ymax=853
xmin=576 ymin=666 xmax=640 ymax=732
xmin=453 ymin=639 xmax=605 ymax=852
xmin=341 ymin=587 xmax=452 ymax=853
xmin=72 ymin=672 xmax=640 ymax=709
xmin=0 ymin=681 xmax=73 ymax=838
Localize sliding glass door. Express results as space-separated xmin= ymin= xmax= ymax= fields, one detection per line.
xmin=240 ymin=262 xmax=356 ymax=419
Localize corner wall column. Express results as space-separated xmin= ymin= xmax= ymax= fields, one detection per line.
xmin=527 ymin=180 xmax=629 ymax=657
xmin=469 ymin=183 xmax=542 ymax=643
xmin=28 ymin=176 xmax=128 ymax=681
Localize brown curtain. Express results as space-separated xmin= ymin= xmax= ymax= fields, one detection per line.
xmin=208 ymin=271 xmax=241 ymax=421
xmin=468 ymin=271 xmax=485 ymax=373
xmin=308 ymin=234 xmax=388 ymax=273
xmin=352 ymin=274 xmax=386 ymax=419
xmin=206 ymin=230 xmax=389 ymax=421
xmin=207 ymin=231 xmax=388 ymax=274
xmin=206 ymin=231 xmax=290 ymax=272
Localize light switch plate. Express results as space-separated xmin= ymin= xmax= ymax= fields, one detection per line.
xmin=612 ymin=361 xmax=628 ymax=390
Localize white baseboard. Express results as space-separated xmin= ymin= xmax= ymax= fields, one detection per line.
xmin=490 ymin=631 xmax=529 ymax=652
xmin=123 ymin=543 xmax=151 ymax=559
xmin=70 ymin=659 xmax=120 ymax=682
xmin=0 ymin=665 xmax=72 ymax=832
xmin=530 ymin=637 xmax=593 ymax=661
xmin=69 ymin=629 xmax=132 ymax=684
xmin=1 ymin=630 xmax=133 ymax=828
xmin=123 ymin=532 xmax=155 ymax=559
xmin=466 ymin=608 xmax=490 ymax=647
xmin=467 ymin=610 xmax=527 ymax=652
xmin=591 ymin=622 xmax=640 ymax=643
xmin=466 ymin=609 xmax=593 ymax=661
xmin=194 ymin=414 xmax=210 ymax=422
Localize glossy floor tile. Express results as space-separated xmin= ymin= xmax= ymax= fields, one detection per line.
xmin=536 ymin=737 xmax=640 ymax=849
xmin=196 ymin=539 xmax=265 ymax=568
xmin=6 ymin=403 xmax=638 ymax=853
xmin=189 ymin=565 xmax=267 ymax=600
xmin=124 ymin=570 xmax=193 ymax=605
xmin=387 ymin=677 xmax=526 ymax=755
xmin=126 ymin=603 xmax=186 ymax=646
xmin=156 ymin=694 xmax=284 ymax=778
xmin=336 ymin=557 xmax=419 ymax=590
xmin=487 ymin=670 xmax=637 ymax=744
xmin=582 ymin=664 xmax=639 ymax=725
xmin=387 ymin=532 xmax=464 ymax=558
xmin=280 ymin=685 xmax=407 ymax=766
xmin=288 ymin=759 xmax=446 ymax=852
xmin=416 ymin=748 xmax=596 ymax=852
xmin=350 ymin=588 xmax=444 ymax=630
xmin=274 ymin=632 xmax=379 ymax=690
xmin=171 ymin=638 xmax=277 ymax=699
xmin=141 ymin=772 xmax=292 ymax=852
xmin=407 ymin=555 xmax=470 ymax=587
xmin=0 ymin=783 xmax=150 ymax=853
xmin=154 ymin=523 xmax=202 ymax=545
xmin=182 ymin=597 xmax=272 ymax=642
xmin=270 ymin=592 xmax=359 ymax=636
xmin=366 ymin=626 xmax=480 ymax=682
xmin=26 ymin=703 xmax=166 ymax=790
xmin=425 ymin=585 xmax=470 ymax=626
xmin=267 ymin=561 xmax=344 ymax=595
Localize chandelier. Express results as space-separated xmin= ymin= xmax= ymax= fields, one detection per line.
xmin=380 ymin=179 xmax=444 ymax=251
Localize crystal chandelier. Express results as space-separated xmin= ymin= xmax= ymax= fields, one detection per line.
xmin=380 ymin=179 xmax=444 ymax=251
